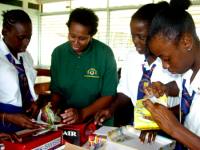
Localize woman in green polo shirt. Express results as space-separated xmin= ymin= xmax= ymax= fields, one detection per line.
xmin=50 ymin=8 xmax=118 ymax=126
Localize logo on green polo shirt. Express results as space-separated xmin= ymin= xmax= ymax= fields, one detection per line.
xmin=84 ymin=68 xmax=100 ymax=78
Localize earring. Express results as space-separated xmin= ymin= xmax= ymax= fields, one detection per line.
xmin=187 ymin=39 xmax=193 ymax=51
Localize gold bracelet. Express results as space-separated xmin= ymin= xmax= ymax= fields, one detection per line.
xmin=2 ymin=113 xmax=11 ymax=128
xmin=2 ymin=113 xmax=5 ymax=127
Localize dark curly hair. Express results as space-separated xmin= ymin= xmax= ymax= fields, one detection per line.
xmin=131 ymin=2 xmax=168 ymax=58
xmin=2 ymin=9 xmax=31 ymax=30
xmin=66 ymin=8 xmax=98 ymax=36
xmin=147 ymin=0 xmax=196 ymax=45
xmin=131 ymin=1 xmax=168 ymax=26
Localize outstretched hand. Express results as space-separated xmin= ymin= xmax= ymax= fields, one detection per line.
xmin=142 ymin=99 xmax=180 ymax=136
xmin=94 ymin=108 xmax=113 ymax=126
xmin=7 ymin=113 xmax=41 ymax=129
xmin=60 ymin=108 xmax=83 ymax=125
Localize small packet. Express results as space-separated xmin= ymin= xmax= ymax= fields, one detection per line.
xmin=134 ymin=95 xmax=168 ymax=130
xmin=88 ymin=134 xmax=107 ymax=150
xmin=40 ymin=102 xmax=61 ymax=125
xmin=107 ymin=127 xmax=131 ymax=143
xmin=149 ymin=94 xmax=168 ymax=107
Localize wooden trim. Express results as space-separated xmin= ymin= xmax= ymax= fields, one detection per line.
xmin=36 ymin=68 xmax=50 ymax=76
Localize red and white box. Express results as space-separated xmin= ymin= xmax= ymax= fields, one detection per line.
xmin=1 ymin=130 xmax=63 ymax=150
xmin=59 ymin=121 xmax=96 ymax=146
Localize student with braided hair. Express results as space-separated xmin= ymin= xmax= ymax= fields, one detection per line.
xmin=0 ymin=9 xmax=41 ymax=132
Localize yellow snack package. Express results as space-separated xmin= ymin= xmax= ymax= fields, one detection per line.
xmin=134 ymin=95 xmax=168 ymax=130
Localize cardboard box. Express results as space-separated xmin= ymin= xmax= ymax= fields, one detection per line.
xmin=59 ymin=121 xmax=96 ymax=146
xmin=2 ymin=130 xmax=63 ymax=150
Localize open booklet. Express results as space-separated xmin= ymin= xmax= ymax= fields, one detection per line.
xmin=134 ymin=95 xmax=168 ymax=130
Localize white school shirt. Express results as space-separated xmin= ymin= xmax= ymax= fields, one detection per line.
xmin=0 ymin=39 xmax=37 ymax=107
xmin=178 ymin=69 xmax=200 ymax=136
xmin=117 ymin=51 xmax=180 ymax=107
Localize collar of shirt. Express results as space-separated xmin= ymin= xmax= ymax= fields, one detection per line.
xmin=143 ymin=57 xmax=159 ymax=70
xmin=190 ymin=69 xmax=200 ymax=94
xmin=182 ymin=69 xmax=200 ymax=94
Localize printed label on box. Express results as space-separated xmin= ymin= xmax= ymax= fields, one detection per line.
xmin=32 ymin=137 xmax=61 ymax=150
xmin=63 ymin=129 xmax=80 ymax=145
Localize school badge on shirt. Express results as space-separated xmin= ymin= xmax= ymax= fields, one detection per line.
xmin=84 ymin=68 xmax=100 ymax=78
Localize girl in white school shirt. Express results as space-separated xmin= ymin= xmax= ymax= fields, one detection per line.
xmin=144 ymin=0 xmax=200 ymax=149
xmin=0 ymin=9 xmax=40 ymax=133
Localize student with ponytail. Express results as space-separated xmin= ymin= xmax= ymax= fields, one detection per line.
xmin=144 ymin=0 xmax=200 ymax=149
